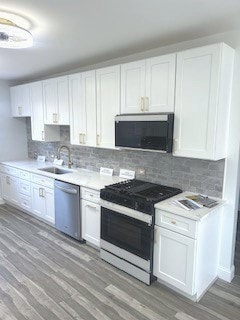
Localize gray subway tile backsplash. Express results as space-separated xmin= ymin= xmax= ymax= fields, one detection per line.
xmin=27 ymin=119 xmax=225 ymax=198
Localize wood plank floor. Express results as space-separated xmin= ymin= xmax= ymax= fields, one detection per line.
xmin=0 ymin=204 xmax=239 ymax=320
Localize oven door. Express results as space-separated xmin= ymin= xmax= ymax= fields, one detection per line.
xmin=101 ymin=206 xmax=152 ymax=261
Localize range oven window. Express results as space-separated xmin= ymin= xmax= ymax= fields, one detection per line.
xmin=101 ymin=207 xmax=152 ymax=260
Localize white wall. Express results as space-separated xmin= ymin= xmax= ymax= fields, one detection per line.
xmin=0 ymin=80 xmax=28 ymax=161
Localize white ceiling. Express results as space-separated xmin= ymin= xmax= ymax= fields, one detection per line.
xmin=0 ymin=0 xmax=240 ymax=82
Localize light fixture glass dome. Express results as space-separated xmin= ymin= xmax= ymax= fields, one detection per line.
xmin=0 ymin=17 xmax=33 ymax=49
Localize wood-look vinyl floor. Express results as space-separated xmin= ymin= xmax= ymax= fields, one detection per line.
xmin=0 ymin=204 xmax=239 ymax=320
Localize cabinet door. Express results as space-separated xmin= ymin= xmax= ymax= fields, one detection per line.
xmin=9 ymin=176 xmax=19 ymax=206
xmin=56 ymin=76 xmax=69 ymax=125
xmin=153 ymin=226 xmax=196 ymax=295
xmin=43 ymin=76 xmax=69 ymax=125
xmin=173 ymin=44 xmax=221 ymax=159
xmin=121 ymin=60 xmax=145 ymax=113
xmin=0 ymin=174 xmax=19 ymax=205
xmin=69 ymin=73 xmax=84 ymax=145
xmin=96 ymin=65 xmax=120 ymax=149
xmin=31 ymin=183 xmax=45 ymax=218
xmin=30 ymin=82 xmax=60 ymax=142
xmin=43 ymin=79 xmax=56 ymax=124
xmin=10 ymin=84 xmax=31 ymax=117
xmin=29 ymin=82 xmax=45 ymax=141
xmin=31 ymin=183 xmax=54 ymax=223
xmin=81 ymin=199 xmax=100 ymax=247
xmin=69 ymin=71 xmax=96 ymax=147
xmin=1 ymin=174 xmax=11 ymax=201
xmin=145 ymin=54 xmax=176 ymax=113
xmin=82 ymin=70 xmax=97 ymax=147
xmin=43 ymin=187 xmax=55 ymax=224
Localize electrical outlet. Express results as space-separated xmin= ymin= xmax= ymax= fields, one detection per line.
xmin=137 ymin=168 xmax=146 ymax=175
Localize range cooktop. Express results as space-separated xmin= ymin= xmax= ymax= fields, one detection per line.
xmin=100 ymin=179 xmax=182 ymax=215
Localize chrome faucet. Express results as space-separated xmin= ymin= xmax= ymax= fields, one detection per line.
xmin=57 ymin=145 xmax=73 ymax=168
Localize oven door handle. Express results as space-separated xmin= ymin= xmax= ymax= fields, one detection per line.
xmin=100 ymin=200 xmax=152 ymax=225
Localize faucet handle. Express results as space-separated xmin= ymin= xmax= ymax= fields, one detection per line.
xmin=68 ymin=160 xmax=73 ymax=169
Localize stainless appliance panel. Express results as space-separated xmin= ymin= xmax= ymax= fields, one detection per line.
xmin=100 ymin=249 xmax=151 ymax=285
xmin=54 ymin=180 xmax=81 ymax=240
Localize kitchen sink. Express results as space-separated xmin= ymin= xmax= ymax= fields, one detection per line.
xmin=38 ymin=167 xmax=72 ymax=175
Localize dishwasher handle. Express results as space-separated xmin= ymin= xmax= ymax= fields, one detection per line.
xmin=55 ymin=184 xmax=78 ymax=194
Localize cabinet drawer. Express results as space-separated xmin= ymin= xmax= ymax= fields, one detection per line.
xmin=19 ymin=170 xmax=30 ymax=181
xmin=81 ymin=187 xmax=100 ymax=203
xmin=155 ymin=210 xmax=197 ymax=239
xmin=31 ymin=173 xmax=54 ymax=188
xmin=19 ymin=179 xmax=31 ymax=196
xmin=19 ymin=194 xmax=32 ymax=212
xmin=1 ymin=166 xmax=19 ymax=177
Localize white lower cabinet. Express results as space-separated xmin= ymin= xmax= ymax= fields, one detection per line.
xmin=81 ymin=187 xmax=100 ymax=248
xmin=81 ymin=199 xmax=100 ymax=247
xmin=153 ymin=207 xmax=222 ymax=301
xmin=31 ymin=183 xmax=55 ymax=224
xmin=0 ymin=173 xmax=19 ymax=206
xmin=153 ymin=226 xmax=196 ymax=295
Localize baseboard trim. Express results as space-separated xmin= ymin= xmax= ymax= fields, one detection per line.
xmin=218 ymin=265 xmax=235 ymax=282
xmin=0 ymin=198 xmax=5 ymax=205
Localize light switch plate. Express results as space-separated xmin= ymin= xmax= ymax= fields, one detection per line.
xmin=37 ymin=155 xmax=46 ymax=162
xmin=53 ymin=159 xmax=64 ymax=166
xmin=119 ymin=169 xmax=135 ymax=179
xmin=100 ymin=167 xmax=113 ymax=176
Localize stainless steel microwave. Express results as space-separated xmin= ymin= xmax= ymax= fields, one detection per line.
xmin=115 ymin=113 xmax=174 ymax=153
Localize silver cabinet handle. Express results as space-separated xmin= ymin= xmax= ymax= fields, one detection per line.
xmin=41 ymin=131 xmax=45 ymax=141
xmin=39 ymin=187 xmax=42 ymax=197
xmin=83 ymin=133 xmax=86 ymax=144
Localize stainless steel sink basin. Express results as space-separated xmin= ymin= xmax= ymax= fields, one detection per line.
xmin=38 ymin=167 xmax=72 ymax=175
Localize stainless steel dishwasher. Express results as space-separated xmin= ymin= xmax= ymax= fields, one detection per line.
xmin=54 ymin=180 xmax=82 ymax=240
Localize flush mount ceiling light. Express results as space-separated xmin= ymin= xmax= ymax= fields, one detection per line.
xmin=0 ymin=17 xmax=33 ymax=49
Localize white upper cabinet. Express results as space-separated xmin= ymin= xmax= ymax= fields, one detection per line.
xmin=145 ymin=55 xmax=176 ymax=113
xmin=69 ymin=71 xmax=96 ymax=147
xmin=173 ymin=43 xmax=234 ymax=160
xmin=29 ymin=81 xmax=60 ymax=142
xmin=121 ymin=60 xmax=145 ymax=113
xmin=43 ymin=76 xmax=70 ymax=125
xmin=96 ymin=65 xmax=120 ymax=149
xmin=10 ymin=84 xmax=31 ymax=117
xmin=121 ymin=54 xmax=176 ymax=113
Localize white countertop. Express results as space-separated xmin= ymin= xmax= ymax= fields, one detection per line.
xmin=1 ymin=160 xmax=224 ymax=221
xmin=1 ymin=159 xmax=123 ymax=190
xmin=154 ymin=191 xmax=224 ymax=221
